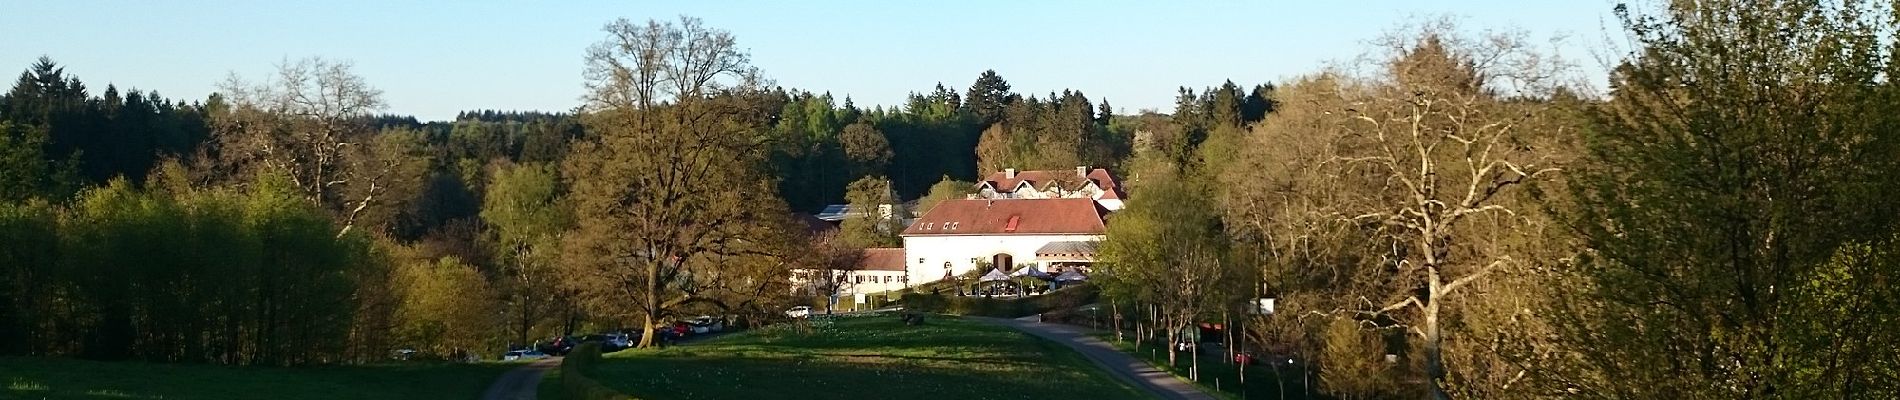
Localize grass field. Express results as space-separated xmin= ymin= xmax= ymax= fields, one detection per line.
xmin=574 ymin=314 xmax=1148 ymax=400
xmin=0 ymin=357 xmax=513 ymax=400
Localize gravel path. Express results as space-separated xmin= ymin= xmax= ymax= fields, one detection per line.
xmin=479 ymin=356 xmax=562 ymax=400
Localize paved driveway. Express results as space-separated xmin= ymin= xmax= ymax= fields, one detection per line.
xmin=971 ymin=316 xmax=1217 ymax=400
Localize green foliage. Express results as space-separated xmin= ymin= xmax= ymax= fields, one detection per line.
xmin=899 ymin=285 xmax=1098 ymax=318
xmin=973 ymin=89 xmax=1124 ymax=176
xmin=837 ymin=120 xmax=891 ymax=176
xmin=911 ymin=175 xmax=973 ymax=216
xmin=394 ymin=257 xmax=500 ymax=357
xmin=0 ymin=122 xmax=53 ymax=201
xmin=1559 ymin=1 xmax=1900 ymax=397
xmin=2 ymin=57 xmax=210 ymax=187
xmin=482 ymin=161 xmax=573 ymax=344
xmin=0 ymin=172 xmax=375 ymax=365
xmin=839 ymin=176 xmax=900 ymax=248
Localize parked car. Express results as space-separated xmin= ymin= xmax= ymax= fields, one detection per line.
xmin=688 ymin=315 xmax=725 ymax=333
xmin=391 ymin=348 xmax=417 ymax=361
xmin=785 ymin=306 xmax=812 ymax=318
xmin=537 ymin=336 xmax=577 ymax=355
xmin=581 ymin=333 xmax=633 ymax=351
xmin=503 ymin=350 xmax=549 ymax=361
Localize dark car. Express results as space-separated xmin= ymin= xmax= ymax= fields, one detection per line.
xmin=537 ymin=336 xmax=577 ymax=355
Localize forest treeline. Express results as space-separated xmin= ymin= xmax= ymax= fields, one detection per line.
xmin=2 ymin=1 xmax=1897 ymax=398
xmin=0 ymin=14 xmax=1264 ymax=363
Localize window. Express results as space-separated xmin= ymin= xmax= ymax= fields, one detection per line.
xmin=855 ymin=276 xmax=864 ymax=284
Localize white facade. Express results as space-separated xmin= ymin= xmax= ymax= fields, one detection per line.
xmin=901 ymin=233 xmax=1106 ymax=285
xmin=789 ymin=269 xmax=910 ymax=295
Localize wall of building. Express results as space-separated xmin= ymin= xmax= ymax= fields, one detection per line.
xmin=901 ymin=233 xmax=1107 ymax=285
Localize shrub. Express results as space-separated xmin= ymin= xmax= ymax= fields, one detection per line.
xmin=899 ymin=285 xmax=1098 ymax=318
xmin=559 ymin=343 xmax=631 ymax=400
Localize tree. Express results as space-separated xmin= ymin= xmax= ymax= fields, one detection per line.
xmin=481 ymin=161 xmax=573 ymax=346
xmin=963 ymin=70 xmax=1015 ymax=126
xmin=912 ymin=175 xmax=973 ymax=216
xmin=1097 ymin=170 xmax=1235 ymax=377
xmin=973 ymin=123 xmax=1016 ymax=176
xmin=0 ymin=122 xmax=53 ymax=201
xmin=838 ymin=120 xmax=892 ymax=176
xmin=393 ymin=256 xmax=499 ymax=359
xmin=839 ymin=175 xmax=900 ymax=248
xmin=210 ymin=57 xmax=421 ymax=237
xmin=1559 ymin=1 xmax=1900 ymax=397
xmin=799 ymin=231 xmax=862 ymax=314
xmin=565 ymin=16 xmax=786 ymax=348
xmin=1226 ymin=25 xmax=1571 ymax=399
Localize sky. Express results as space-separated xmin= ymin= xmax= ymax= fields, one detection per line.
xmin=1 ymin=1 xmax=1623 ymax=122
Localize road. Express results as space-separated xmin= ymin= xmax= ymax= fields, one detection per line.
xmin=479 ymin=356 xmax=561 ymax=400
xmin=971 ymin=316 xmax=1218 ymax=400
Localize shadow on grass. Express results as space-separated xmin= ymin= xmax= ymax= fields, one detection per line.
xmin=593 ymin=315 xmax=1146 ymax=400
xmin=593 ymin=353 xmax=1136 ymax=400
xmin=1 ymin=357 xmax=512 ymax=400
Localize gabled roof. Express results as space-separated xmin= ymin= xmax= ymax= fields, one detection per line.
xmin=857 ymin=248 xmax=908 ymax=271
xmin=815 ymin=204 xmax=853 ymax=222
xmin=1035 ymin=241 xmax=1099 ymax=258
xmin=902 ymin=198 xmax=1107 ymax=236
xmin=791 ymin=213 xmax=835 ymax=236
xmin=979 ymin=168 xmax=1122 ymax=194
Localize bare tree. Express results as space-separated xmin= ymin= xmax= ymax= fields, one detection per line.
xmin=210 ymin=57 xmax=422 ymax=237
xmin=564 ymin=16 xmax=784 ymax=348
xmin=1225 ymin=24 xmax=1573 ymax=399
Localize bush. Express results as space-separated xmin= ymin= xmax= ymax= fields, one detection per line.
xmin=899 ymin=285 xmax=1098 ymax=318
xmin=559 ymin=343 xmax=631 ymax=400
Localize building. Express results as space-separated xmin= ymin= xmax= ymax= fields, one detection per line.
xmin=975 ymin=166 xmax=1125 ymax=211
xmin=841 ymin=248 xmax=909 ymax=294
xmin=789 ymin=248 xmax=910 ymax=296
xmin=900 ymin=197 xmax=1108 ymax=285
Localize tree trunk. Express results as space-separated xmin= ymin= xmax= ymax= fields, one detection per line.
xmin=1167 ymin=322 xmax=1179 ymax=367
xmin=637 ymin=314 xmax=657 ymax=348
xmin=1223 ymin=310 xmax=1233 ymax=364
xmin=1113 ymin=303 xmax=1123 ymax=343
xmin=1426 ymin=266 xmax=1449 ymax=400
xmin=1191 ymin=339 xmax=1201 ymax=381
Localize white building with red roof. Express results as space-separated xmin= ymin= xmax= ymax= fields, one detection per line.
xmin=791 ymin=247 xmax=911 ymax=297
xmin=899 ymin=197 xmax=1109 ymax=286
xmin=975 ymin=166 xmax=1125 ymax=211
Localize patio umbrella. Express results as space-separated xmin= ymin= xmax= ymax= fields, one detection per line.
xmin=1054 ymin=269 xmax=1088 ymax=282
xmin=1010 ymin=265 xmax=1052 ymax=279
xmin=978 ymin=268 xmax=1012 ymax=282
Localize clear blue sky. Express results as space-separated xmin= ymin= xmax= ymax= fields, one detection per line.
xmin=1 ymin=1 xmax=1620 ymax=122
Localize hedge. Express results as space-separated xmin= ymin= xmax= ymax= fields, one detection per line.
xmin=558 ymin=342 xmax=632 ymax=400
xmin=900 ymin=284 xmax=1098 ymax=318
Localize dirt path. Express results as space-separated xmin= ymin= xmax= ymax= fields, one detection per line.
xmin=479 ymin=357 xmax=562 ymax=400
xmin=972 ymin=316 xmax=1218 ymax=400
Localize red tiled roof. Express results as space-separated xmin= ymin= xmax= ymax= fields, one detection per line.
xmin=902 ymin=198 xmax=1107 ymax=236
xmin=980 ymin=168 xmax=1121 ymax=194
xmin=857 ymin=248 xmax=908 ymax=271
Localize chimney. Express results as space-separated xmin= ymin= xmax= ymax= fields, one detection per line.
xmin=1076 ymin=166 xmax=1089 ymax=177
xmin=1004 ymin=168 xmax=1017 ymax=179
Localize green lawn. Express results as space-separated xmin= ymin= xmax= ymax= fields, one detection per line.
xmin=0 ymin=357 xmax=513 ymax=400
xmin=575 ymin=314 xmax=1148 ymax=400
